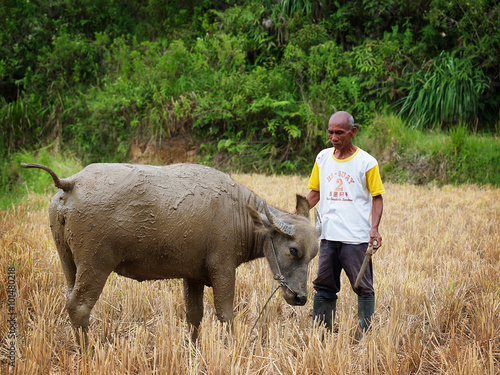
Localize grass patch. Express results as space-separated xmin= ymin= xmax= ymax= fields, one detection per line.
xmin=0 ymin=147 xmax=83 ymax=209
xmin=357 ymin=114 xmax=500 ymax=185
xmin=1 ymin=176 xmax=499 ymax=373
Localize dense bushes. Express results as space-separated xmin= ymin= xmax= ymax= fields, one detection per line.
xmin=1 ymin=0 xmax=499 ymax=182
xmin=398 ymin=51 xmax=491 ymax=129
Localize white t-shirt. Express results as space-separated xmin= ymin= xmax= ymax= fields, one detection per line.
xmin=308 ymin=147 xmax=385 ymax=243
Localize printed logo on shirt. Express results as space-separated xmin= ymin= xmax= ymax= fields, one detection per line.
xmin=325 ymin=170 xmax=355 ymax=202
xmin=337 ymin=170 xmax=355 ymax=184
xmin=327 ymin=189 xmax=353 ymax=202
xmin=326 ymin=171 xmax=355 ymax=185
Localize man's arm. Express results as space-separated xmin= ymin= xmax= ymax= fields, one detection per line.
xmin=370 ymin=194 xmax=383 ymax=252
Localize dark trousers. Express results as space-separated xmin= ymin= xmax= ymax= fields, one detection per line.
xmin=313 ymin=240 xmax=374 ymax=300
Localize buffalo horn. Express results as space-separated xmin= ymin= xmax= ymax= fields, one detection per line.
xmin=263 ymin=201 xmax=295 ymax=237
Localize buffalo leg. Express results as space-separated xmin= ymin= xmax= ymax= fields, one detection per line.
xmin=66 ymin=266 xmax=112 ymax=346
xmin=210 ymin=272 xmax=236 ymax=342
xmin=183 ymin=279 xmax=204 ymax=341
xmin=211 ymin=272 xmax=235 ymax=324
xmin=55 ymin=238 xmax=77 ymax=295
xmin=50 ymin=216 xmax=77 ymax=295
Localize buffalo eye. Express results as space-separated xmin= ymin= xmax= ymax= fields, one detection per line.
xmin=289 ymin=248 xmax=298 ymax=257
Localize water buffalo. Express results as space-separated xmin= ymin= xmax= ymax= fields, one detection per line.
xmin=21 ymin=162 xmax=320 ymax=341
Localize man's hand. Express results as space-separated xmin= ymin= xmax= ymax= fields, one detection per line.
xmin=369 ymin=228 xmax=382 ymax=253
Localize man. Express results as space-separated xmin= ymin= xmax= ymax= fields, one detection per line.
xmin=306 ymin=111 xmax=384 ymax=335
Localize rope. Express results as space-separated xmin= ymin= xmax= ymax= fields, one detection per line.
xmin=249 ymin=236 xmax=294 ymax=342
xmin=269 ymin=237 xmax=295 ymax=294
xmin=249 ymin=279 xmax=281 ymax=341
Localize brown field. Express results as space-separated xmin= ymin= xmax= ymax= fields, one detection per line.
xmin=1 ymin=175 xmax=499 ymax=374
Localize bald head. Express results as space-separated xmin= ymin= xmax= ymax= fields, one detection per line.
xmin=327 ymin=111 xmax=358 ymax=156
xmin=329 ymin=111 xmax=354 ymax=130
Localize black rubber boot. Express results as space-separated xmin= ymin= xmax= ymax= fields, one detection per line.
xmin=358 ymin=295 xmax=375 ymax=334
xmin=312 ymin=294 xmax=337 ymax=331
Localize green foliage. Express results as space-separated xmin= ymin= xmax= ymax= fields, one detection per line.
xmin=0 ymin=147 xmax=83 ymax=209
xmin=0 ymin=0 xmax=499 ymax=187
xmin=210 ymin=3 xmax=276 ymax=64
xmin=357 ymin=115 xmax=500 ymax=185
xmin=32 ymin=31 xmax=104 ymax=95
xmin=419 ymin=0 xmax=500 ymax=125
xmin=0 ymin=0 xmax=51 ymax=100
xmin=280 ymin=0 xmax=320 ymax=20
xmin=444 ymin=125 xmax=500 ymax=185
xmin=0 ymin=93 xmax=65 ymax=159
xmin=0 ymin=0 xmax=141 ymax=101
xmin=290 ymin=24 xmax=329 ymax=53
xmin=398 ymin=51 xmax=491 ymax=129
xmin=322 ymin=0 xmax=430 ymax=45
xmin=59 ymin=37 xmax=196 ymax=162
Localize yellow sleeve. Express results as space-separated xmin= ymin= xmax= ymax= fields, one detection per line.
xmin=366 ymin=164 xmax=385 ymax=196
xmin=307 ymin=161 xmax=320 ymax=191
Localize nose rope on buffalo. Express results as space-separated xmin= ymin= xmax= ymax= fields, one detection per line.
xmin=250 ymin=236 xmax=294 ymax=341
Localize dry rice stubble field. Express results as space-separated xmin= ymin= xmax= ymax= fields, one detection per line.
xmin=1 ymin=174 xmax=499 ymax=374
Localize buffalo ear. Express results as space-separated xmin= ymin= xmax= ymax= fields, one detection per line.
xmin=247 ymin=204 xmax=271 ymax=234
xmin=295 ymin=194 xmax=310 ymax=218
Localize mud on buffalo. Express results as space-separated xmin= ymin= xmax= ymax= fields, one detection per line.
xmin=21 ymin=162 xmax=320 ymax=341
